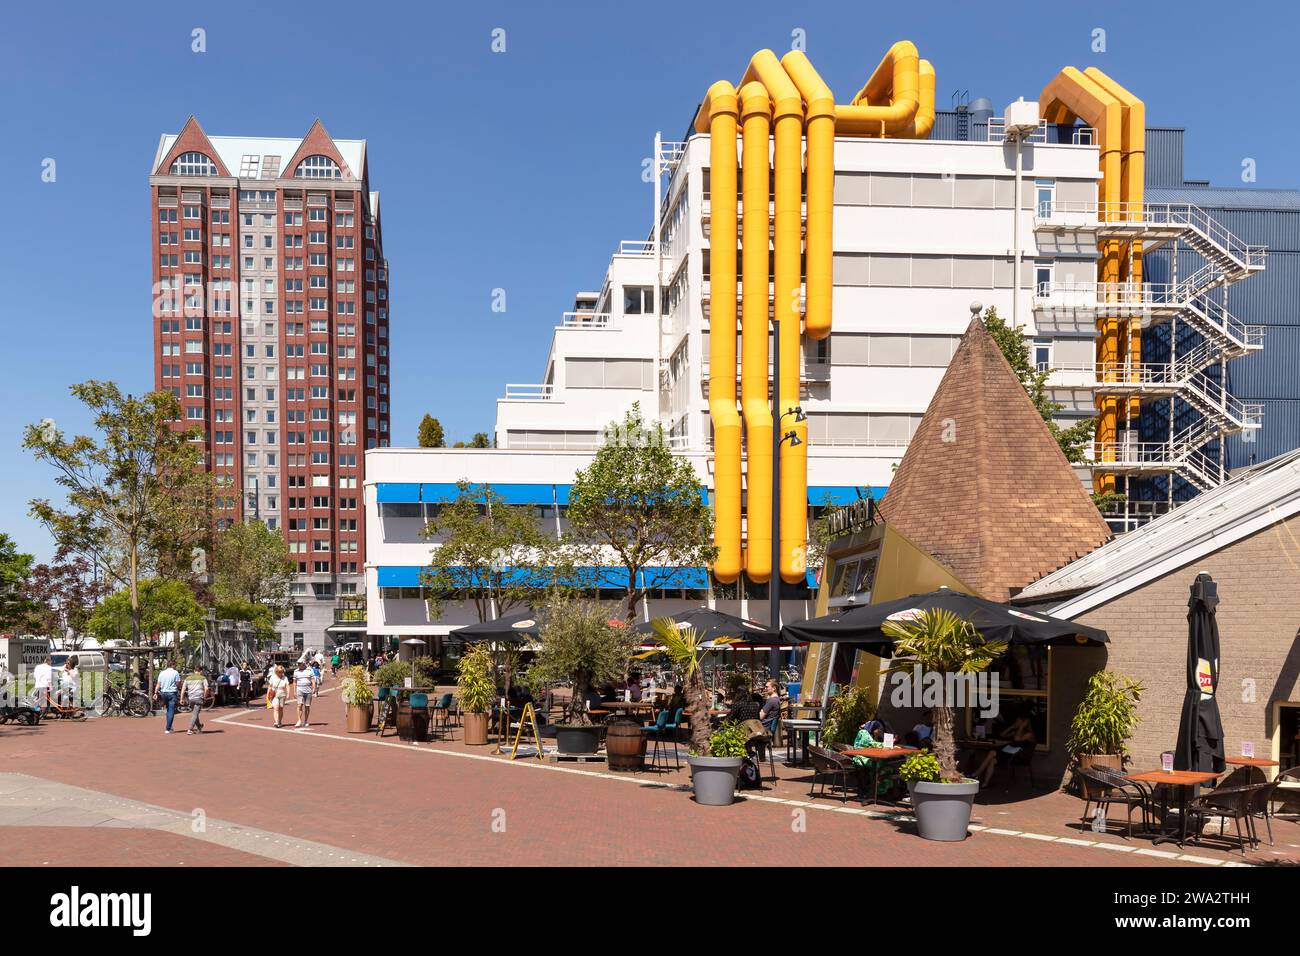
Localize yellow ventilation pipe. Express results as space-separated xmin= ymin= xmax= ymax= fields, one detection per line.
xmin=737 ymin=51 xmax=808 ymax=585
xmin=700 ymin=82 xmax=743 ymax=584
xmin=833 ymin=41 xmax=922 ymax=136
xmin=739 ymin=81 xmax=773 ymax=582
xmin=1085 ymin=68 xmax=1146 ymax=419
xmin=781 ymin=50 xmax=834 ymax=342
xmin=1041 ymin=66 xmax=1123 ymax=494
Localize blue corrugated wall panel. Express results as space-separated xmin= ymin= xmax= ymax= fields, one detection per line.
xmin=1145 ymin=128 xmax=1186 ymax=187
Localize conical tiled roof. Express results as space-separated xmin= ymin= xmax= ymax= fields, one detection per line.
xmin=878 ymin=317 xmax=1111 ymax=601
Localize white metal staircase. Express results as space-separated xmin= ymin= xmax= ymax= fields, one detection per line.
xmin=1035 ymin=200 xmax=1266 ymax=499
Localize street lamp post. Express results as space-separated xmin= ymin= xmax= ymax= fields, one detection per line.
xmin=769 ymin=317 xmax=804 ymax=638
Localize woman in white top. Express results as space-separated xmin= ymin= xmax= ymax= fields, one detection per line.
xmin=267 ymin=665 xmax=291 ymax=728
xmin=58 ymin=658 xmax=80 ymax=707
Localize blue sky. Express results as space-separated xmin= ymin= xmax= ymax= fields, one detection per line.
xmin=1 ymin=0 xmax=1296 ymax=559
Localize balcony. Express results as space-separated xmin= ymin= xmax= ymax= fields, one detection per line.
xmin=501 ymin=383 xmax=554 ymax=402
xmin=557 ymin=311 xmax=613 ymax=330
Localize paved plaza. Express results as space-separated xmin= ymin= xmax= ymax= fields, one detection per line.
xmin=3 ymin=676 xmax=1296 ymax=868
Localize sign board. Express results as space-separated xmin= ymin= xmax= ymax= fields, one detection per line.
xmin=827 ymin=498 xmax=875 ymax=539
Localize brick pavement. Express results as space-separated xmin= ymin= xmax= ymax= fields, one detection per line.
xmin=3 ymin=679 xmax=1292 ymax=867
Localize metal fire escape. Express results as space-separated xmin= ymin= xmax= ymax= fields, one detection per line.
xmin=1035 ymin=201 xmax=1266 ymax=527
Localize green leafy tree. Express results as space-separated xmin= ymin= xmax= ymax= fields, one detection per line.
xmin=421 ymin=480 xmax=576 ymax=623
xmin=88 ymin=578 xmax=204 ymax=646
xmin=982 ymin=307 xmax=1095 ymax=465
xmin=470 ymin=432 xmax=492 ymax=448
xmin=525 ymin=599 xmax=638 ymax=726
xmin=24 ymin=382 xmax=213 ymax=645
xmin=882 ymin=608 xmax=1007 ymax=783
xmin=212 ymin=520 xmax=295 ymax=620
xmin=0 ymin=533 xmax=36 ymax=631
xmin=215 ymin=599 xmax=277 ymax=643
xmin=417 ymin=415 xmax=446 ymax=448
xmin=566 ymin=405 xmax=718 ymax=622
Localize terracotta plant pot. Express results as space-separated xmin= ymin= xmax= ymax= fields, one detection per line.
xmin=346 ymin=703 xmax=371 ymax=734
xmin=463 ymin=711 xmax=490 ymax=746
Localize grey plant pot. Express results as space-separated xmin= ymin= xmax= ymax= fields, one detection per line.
xmin=687 ymin=755 xmax=745 ymax=806
xmin=907 ymin=779 xmax=979 ymax=841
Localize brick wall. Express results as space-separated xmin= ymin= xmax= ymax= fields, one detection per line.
xmin=1072 ymin=511 xmax=1300 ymax=772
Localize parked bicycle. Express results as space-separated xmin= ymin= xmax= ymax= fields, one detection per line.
xmin=92 ymin=682 xmax=152 ymax=718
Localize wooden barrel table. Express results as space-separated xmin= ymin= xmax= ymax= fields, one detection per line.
xmin=605 ymin=719 xmax=647 ymax=772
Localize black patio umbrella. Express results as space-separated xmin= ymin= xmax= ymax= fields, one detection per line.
xmin=633 ymin=606 xmax=797 ymax=647
xmin=781 ymin=586 xmax=1108 ymax=652
xmin=449 ymin=610 xmax=542 ymax=643
xmin=1173 ymin=573 xmax=1226 ymax=774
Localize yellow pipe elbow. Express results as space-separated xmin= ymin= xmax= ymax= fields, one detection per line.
xmin=782 ymin=50 xmax=835 ymax=342
xmin=834 ymin=40 xmax=921 ymax=136
xmin=706 ymin=83 xmax=742 ymax=583
xmin=740 ymin=82 xmax=772 ymax=582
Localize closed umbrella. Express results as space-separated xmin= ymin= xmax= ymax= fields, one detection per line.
xmin=1173 ymin=573 xmax=1226 ymax=774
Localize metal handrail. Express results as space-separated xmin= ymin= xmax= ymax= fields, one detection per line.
xmin=557 ymin=311 xmax=613 ymax=329
xmin=616 ymin=240 xmax=655 ymax=256
xmin=502 ymin=383 xmax=554 ymax=401
xmin=985 ymin=118 xmax=1095 ymax=145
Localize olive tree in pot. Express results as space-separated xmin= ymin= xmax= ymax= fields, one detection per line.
xmin=525 ymin=599 xmax=638 ymax=754
xmin=646 ymin=617 xmax=745 ymax=804
xmin=457 ymin=644 xmax=495 ymax=745
xmin=1067 ymin=670 xmax=1143 ymax=774
xmin=339 ymin=666 xmax=373 ymax=733
xmin=883 ymin=608 xmax=1005 ymax=841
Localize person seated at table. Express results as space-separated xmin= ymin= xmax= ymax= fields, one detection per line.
xmin=912 ymin=716 xmax=933 ymax=744
xmin=759 ymin=680 xmax=782 ymax=735
xmin=597 ymin=682 xmax=618 ymax=702
xmin=972 ymin=711 xmax=1036 ymax=787
xmin=848 ymin=720 xmax=883 ymax=764
xmin=582 ymin=685 xmax=605 ymax=713
xmin=626 ymin=674 xmax=643 ymax=702
xmin=666 ymin=683 xmax=687 ymax=715
xmin=728 ymin=692 xmax=763 ymax=724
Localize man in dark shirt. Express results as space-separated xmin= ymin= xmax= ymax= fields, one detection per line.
xmin=759 ymin=680 xmax=782 ymax=735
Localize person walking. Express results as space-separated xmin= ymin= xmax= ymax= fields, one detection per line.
xmin=153 ymin=659 xmax=182 ymax=734
xmin=330 ymin=650 xmax=340 ymax=677
xmin=180 ymin=665 xmax=209 ymax=735
xmin=292 ymin=659 xmax=318 ymax=729
xmin=267 ymin=664 xmax=291 ymax=728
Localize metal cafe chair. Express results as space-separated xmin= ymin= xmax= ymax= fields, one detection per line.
xmin=807 ymin=745 xmax=856 ymax=804
xmin=1187 ymin=783 xmax=1266 ymax=856
xmin=1074 ymin=765 xmax=1152 ymax=839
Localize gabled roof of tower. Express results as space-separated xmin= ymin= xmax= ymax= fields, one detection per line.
xmin=154 ymin=116 xmax=233 ymax=177
xmin=878 ymin=317 xmax=1112 ymax=602
xmin=153 ymin=118 xmax=366 ymax=181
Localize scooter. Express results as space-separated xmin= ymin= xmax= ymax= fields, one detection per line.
xmin=0 ymin=696 xmax=42 ymax=725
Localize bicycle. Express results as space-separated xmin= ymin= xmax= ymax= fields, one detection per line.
xmin=43 ymin=689 xmax=87 ymax=720
xmin=92 ymin=682 xmax=153 ymax=718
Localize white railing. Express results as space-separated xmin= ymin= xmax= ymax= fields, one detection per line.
xmin=810 ymin=437 xmax=912 ymax=448
xmin=557 ymin=311 xmax=613 ymax=330
xmin=985 ymin=118 xmax=1095 ymax=145
xmin=1034 ymin=201 xmax=1267 ymax=272
xmin=501 ymin=384 xmax=554 ymax=401
xmin=616 ymin=239 xmax=655 ymax=256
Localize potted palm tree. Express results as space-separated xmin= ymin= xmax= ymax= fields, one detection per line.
xmin=1067 ymin=670 xmax=1143 ymax=773
xmin=525 ymin=599 xmax=639 ymax=754
xmin=339 ymin=666 xmax=374 ymax=734
xmin=457 ymin=644 xmax=495 ymax=746
xmin=882 ymin=608 xmax=1006 ymax=841
xmin=646 ymin=617 xmax=744 ymax=805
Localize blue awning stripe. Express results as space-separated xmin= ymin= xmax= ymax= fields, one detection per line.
xmin=807 ymin=486 xmax=886 ymax=505
xmin=375 ymin=483 xmax=422 ymax=503
xmin=377 ymin=566 xmax=713 ymax=591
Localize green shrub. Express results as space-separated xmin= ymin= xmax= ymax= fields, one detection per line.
xmin=821 ymin=686 xmax=877 ymax=747
xmin=898 ymin=750 xmax=943 ymax=784
xmin=1066 ymin=670 xmax=1143 ymax=757
xmin=373 ymin=656 xmax=439 ymax=690
xmin=707 ymin=720 xmax=749 ymax=759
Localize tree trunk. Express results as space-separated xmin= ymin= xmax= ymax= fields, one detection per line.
xmin=129 ymin=549 xmax=141 ymax=646
xmin=687 ymin=671 xmax=711 ymax=756
xmin=624 ymin=568 xmax=639 ymax=624
xmin=568 ymin=672 xmax=591 ymax=726
xmin=934 ymin=704 xmax=961 ymax=782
